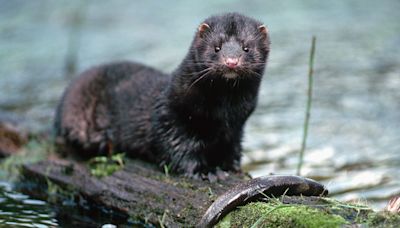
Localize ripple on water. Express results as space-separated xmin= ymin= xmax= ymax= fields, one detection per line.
xmin=0 ymin=182 xmax=58 ymax=227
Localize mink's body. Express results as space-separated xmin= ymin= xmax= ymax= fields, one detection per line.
xmin=55 ymin=63 xmax=170 ymax=160
xmin=55 ymin=13 xmax=270 ymax=178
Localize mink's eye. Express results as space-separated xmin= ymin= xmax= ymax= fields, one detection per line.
xmin=243 ymin=47 xmax=249 ymax=52
xmin=215 ymin=46 xmax=221 ymax=53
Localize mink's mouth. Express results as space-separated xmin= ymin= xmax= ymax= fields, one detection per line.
xmin=223 ymin=71 xmax=238 ymax=79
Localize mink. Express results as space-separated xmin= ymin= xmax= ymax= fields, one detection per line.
xmin=54 ymin=12 xmax=270 ymax=179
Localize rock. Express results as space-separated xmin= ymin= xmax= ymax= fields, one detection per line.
xmin=0 ymin=116 xmax=28 ymax=157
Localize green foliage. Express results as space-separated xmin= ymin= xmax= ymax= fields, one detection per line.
xmin=44 ymin=176 xmax=77 ymax=204
xmin=163 ymin=164 xmax=170 ymax=178
xmin=158 ymin=210 xmax=169 ymax=228
xmin=88 ymin=153 xmax=125 ymax=178
xmin=0 ymin=139 xmax=52 ymax=180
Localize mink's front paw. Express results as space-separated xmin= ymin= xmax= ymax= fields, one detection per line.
xmin=203 ymin=168 xmax=230 ymax=182
xmin=183 ymin=170 xmax=226 ymax=182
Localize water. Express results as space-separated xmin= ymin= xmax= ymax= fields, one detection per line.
xmin=0 ymin=181 xmax=58 ymax=227
xmin=1 ymin=0 xmax=399 ymax=226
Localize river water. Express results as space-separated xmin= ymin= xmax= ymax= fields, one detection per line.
xmin=1 ymin=0 xmax=399 ymax=226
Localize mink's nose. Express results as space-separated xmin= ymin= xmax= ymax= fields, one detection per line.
xmin=225 ymin=58 xmax=239 ymax=69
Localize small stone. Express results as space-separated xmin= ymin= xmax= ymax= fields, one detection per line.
xmin=101 ymin=224 xmax=117 ymax=228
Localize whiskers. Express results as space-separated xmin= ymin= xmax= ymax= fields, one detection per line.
xmin=240 ymin=68 xmax=263 ymax=78
xmin=238 ymin=61 xmax=266 ymax=78
xmin=181 ymin=60 xmax=265 ymax=94
xmin=185 ymin=67 xmax=215 ymax=94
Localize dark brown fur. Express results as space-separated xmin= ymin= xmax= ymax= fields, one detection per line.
xmin=55 ymin=63 xmax=168 ymax=159
xmin=54 ymin=13 xmax=270 ymax=178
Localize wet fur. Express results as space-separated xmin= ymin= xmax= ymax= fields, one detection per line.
xmin=55 ymin=13 xmax=270 ymax=178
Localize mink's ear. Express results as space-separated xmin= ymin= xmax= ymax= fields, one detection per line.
xmin=198 ymin=23 xmax=211 ymax=38
xmin=258 ymin=25 xmax=270 ymax=48
xmin=258 ymin=25 xmax=269 ymax=37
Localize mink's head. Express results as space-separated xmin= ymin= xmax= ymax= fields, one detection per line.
xmin=188 ymin=13 xmax=270 ymax=80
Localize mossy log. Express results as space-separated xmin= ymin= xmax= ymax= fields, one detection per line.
xmin=216 ymin=197 xmax=400 ymax=227
xmin=19 ymin=158 xmax=248 ymax=227
xmin=18 ymin=158 xmax=400 ymax=227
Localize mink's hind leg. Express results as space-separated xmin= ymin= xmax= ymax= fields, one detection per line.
xmin=55 ymin=107 xmax=111 ymax=158
xmin=54 ymin=76 xmax=112 ymax=159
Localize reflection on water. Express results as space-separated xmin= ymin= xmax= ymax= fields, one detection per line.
xmin=0 ymin=0 xmax=399 ymax=225
xmin=0 ymin=181 xmax=58 ymax=227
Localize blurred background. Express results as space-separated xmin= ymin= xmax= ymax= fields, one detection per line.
xmin=0 ymin=0 xmax=399 ymax=226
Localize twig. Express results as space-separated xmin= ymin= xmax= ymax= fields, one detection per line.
xmin=64 ymin=1 xmax=88 ymax=78
xmin=297 ymin=36 xmax=316 ymax=176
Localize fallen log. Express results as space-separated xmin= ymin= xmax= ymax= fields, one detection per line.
xmin=18 ymin=157 xmax=400 ymax=227
xmin=19 ymin=158 xmax=247 ymax=227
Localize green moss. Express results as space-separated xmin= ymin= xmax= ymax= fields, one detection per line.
xmin=217 ymin=202 xmax=346 ymax=228
xmin=175 ymin=180 xmax=194 ymax=189
xmin=44 ymin=177 xmax=77 ymax=204
xmin=364 ymin=211 xmax=400 ymax=227
xmin=215 ymin=197 xmax=400 ymax=228
xmin=217 ymin=213 xmax=232 ymax=228
xmin=319 ymin=198 xmax=372 ymax=223
xmin=88 ymin=153 xmax=125 ymax=177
